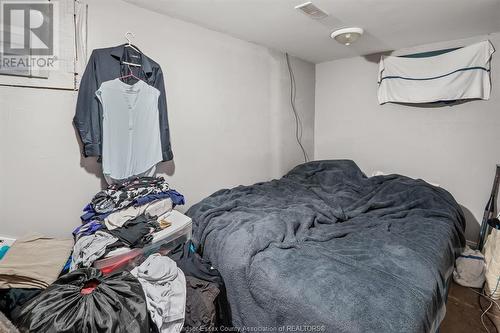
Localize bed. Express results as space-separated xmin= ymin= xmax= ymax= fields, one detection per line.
xmin=186 ymin=160 xmax=465 ymax=332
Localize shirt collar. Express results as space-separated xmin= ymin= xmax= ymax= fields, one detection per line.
xmin=110 ymin=44 xmax=153 ymax=75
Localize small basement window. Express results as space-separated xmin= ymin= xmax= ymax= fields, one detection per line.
xmin=0 ymin=0 xmax=87 ymax=90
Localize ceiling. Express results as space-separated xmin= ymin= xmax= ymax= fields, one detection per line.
xmin=124 ymin=0 xmax=500 ymax=63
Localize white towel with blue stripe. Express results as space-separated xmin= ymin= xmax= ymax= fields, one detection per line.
xmin=378 ymin=40 xmax=495 ymax=104
xmin=453 ymin=245 xmax=485 ymax=289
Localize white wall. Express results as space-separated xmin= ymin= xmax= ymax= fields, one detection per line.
xmin=0 ymin=0 xmax=315 ymax=238
xmin=315 ymin=32 xmax=500 ymax=243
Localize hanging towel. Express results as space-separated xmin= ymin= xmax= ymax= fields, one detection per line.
xmin=378 ymin=40 xmax=495 ymax=104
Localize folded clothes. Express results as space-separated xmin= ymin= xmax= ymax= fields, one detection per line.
xmin=104 ymin=198 xmax=173 ymax=230
xmin=0 ymin=235 xmax=73 ymax=289
xmin=80 ymin=190 xmax=184 ymax=224
xmin=91 ymin=176 xmax=171 ymax=214
xmin=0 ymin=276 xmax=46 ymax=289
xmin=70 ymin=231 xmax=118 ymax=271
xmin=108 ymin=214 xmax=160 ymax=248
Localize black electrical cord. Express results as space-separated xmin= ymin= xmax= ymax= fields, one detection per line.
xmin=285 ymin=53 xmax=309 ymax=163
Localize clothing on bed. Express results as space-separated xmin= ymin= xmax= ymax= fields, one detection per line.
xmin=187 ymin=160 xmax=465 ymax=333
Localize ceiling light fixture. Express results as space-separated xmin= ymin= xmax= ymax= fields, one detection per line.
xmin=330 ymin=27 xmax=364 ymax=46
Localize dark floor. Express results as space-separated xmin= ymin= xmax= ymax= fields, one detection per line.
xmin=441 ymin=282 xmax=500 ymax=333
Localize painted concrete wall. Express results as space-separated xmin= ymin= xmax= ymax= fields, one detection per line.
xmin=315 ymin=32 xmax=500 ymax=243
xmin=0 ymin=0 xmax=315 ymax=238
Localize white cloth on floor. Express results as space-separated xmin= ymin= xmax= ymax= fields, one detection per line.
xmin=484 ymin=229 xmax=500 ymax=298
xmin=453 ymin=245 xmax=485 ymax=288
xmin=131 ymin=254 xmax=186 ymax=333
xmin=378 ymin=40 xmax=495 ymax=104
xmin=70 ymin=231 xmax=118 ymax=271
xmin=104 ymin=198 xmax=173 ymax=230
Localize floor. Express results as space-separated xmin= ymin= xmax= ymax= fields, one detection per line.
xmin=441 ymin=282 xmax=500 ymax=333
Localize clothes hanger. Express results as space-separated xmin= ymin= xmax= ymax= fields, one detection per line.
xmin=123 ymin=32 xmax=142 ymax=67
xmin=118 ymin=64 xmax=141 ymax=82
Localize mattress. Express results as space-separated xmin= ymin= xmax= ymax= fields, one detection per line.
xmin=187 ymin=160 xmax=465 ymax=332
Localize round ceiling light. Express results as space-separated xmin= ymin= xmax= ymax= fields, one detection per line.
xmin=330 ymin=27 xmax=364 ymax=46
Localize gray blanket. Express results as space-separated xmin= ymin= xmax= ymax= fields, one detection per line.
xmin=187 ymin=160 xmax=465 ymax=332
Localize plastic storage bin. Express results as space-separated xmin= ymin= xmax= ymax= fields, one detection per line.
xmin=93 ymin=210 xmax=192 ymax=275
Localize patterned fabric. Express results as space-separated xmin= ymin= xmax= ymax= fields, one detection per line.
xmin=91 ymin=177 xmax=170 ymax=213
xmin=81 ymin=190 xmax=184 ymax=225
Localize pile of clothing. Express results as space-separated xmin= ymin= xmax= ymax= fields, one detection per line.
xmin=71 ymin=176 xmax=185 ymax=270
xmin=0 ymin=176 xmax=231 ymax=332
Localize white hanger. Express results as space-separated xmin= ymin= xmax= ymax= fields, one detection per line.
xmin=123 ymin=31 xmax=141 ymax=67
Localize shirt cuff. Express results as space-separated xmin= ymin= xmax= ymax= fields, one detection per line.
xmin=162 ymin=149 xmax=174 ymax=162
xmin=84 ymin=143 xmax=101 ymax=157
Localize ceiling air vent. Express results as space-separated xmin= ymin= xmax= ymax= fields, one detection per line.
xmin=295 ymin=2 xmax=328 ymax=20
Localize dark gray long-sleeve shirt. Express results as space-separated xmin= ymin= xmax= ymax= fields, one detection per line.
xmin=74 ymin=44 xmax=173 ymax=161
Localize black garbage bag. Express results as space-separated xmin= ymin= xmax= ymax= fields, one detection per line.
xmin=13 ymin=268 xmax=150 ymax=333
